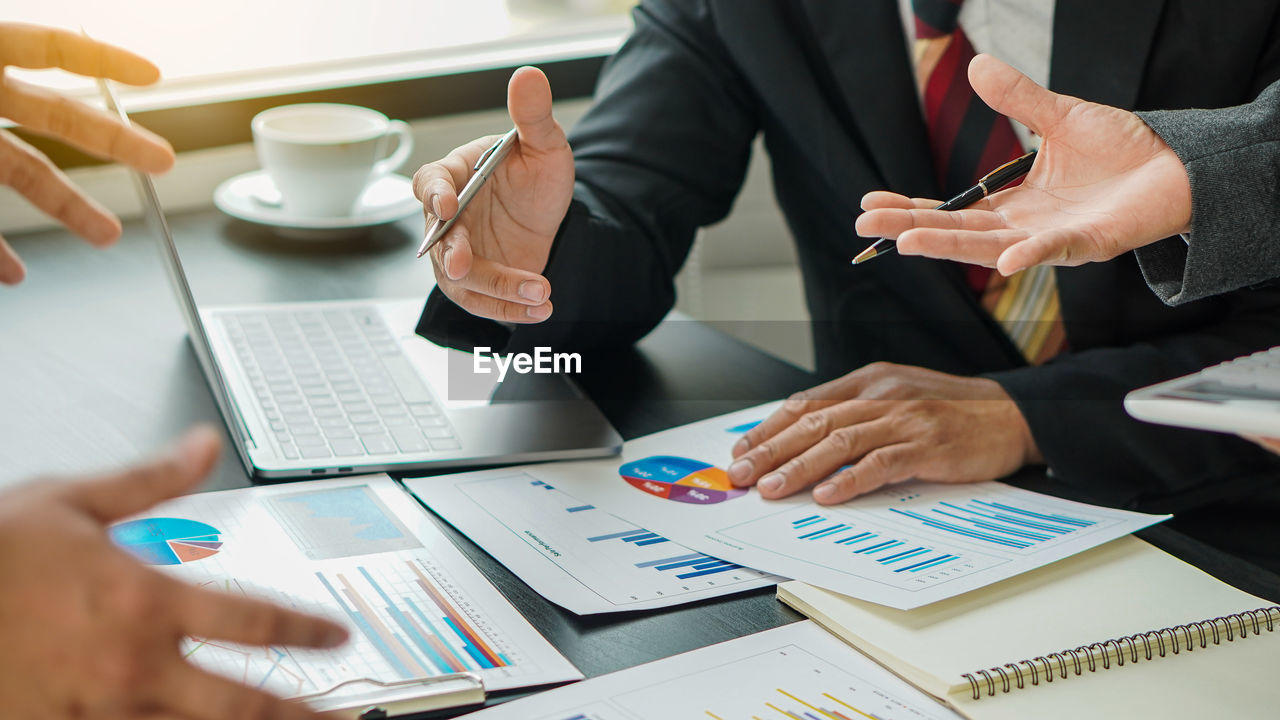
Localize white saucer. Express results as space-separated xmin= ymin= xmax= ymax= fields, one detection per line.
xmin=213 ymin=170 xmax=420 ymax=236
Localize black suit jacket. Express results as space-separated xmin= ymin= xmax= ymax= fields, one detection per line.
xmin=420 ymin=0 xmax=1280 ymax=513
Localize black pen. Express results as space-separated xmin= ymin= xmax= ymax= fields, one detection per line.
xmin=852 ymin=150 xmax=1038 ymax=265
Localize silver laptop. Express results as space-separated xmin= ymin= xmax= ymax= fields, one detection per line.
xmin=102 ymin=81 xmax=621 ymax=480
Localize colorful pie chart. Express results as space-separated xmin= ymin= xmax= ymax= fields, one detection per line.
xmin=619 ymin=456 xmax=747 ymax=505
xmin=110 ymin=517 xmax=223 ymax=566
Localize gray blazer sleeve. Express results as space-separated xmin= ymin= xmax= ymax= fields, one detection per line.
xmin=1134 ymin=80 xmax=1280 ymax=305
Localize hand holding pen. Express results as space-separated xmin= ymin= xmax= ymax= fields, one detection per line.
xmin=854 ymin=54 xmax=1191 ymax=275
xmin=410 ymin=66 xmax=575 ymax=324
xmin=853 ymin=151 xmax=1037 ymax=265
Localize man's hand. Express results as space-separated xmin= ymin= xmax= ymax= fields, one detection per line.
xmin=855 ymin=54 xmax=1191 ymax=277
xmin=0 ymin=23 xmax=175 ymax=285
xmin=0 ymin=426 xmax=349 ymax=720
xmin=412 ymin=66 xmax=574 ymax=324
xmin=727 ymin=363 xmax=1041 ymax=504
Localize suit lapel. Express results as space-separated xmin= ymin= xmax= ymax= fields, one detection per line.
xmin=1049 ymin=0 xmax=1166 ymax=107
xmin=786 ymin=0 xmax=1017 ymax=366
xmin=798 ymin=0 xmax=938 ymax=199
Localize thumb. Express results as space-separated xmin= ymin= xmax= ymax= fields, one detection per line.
xmin=69 ymin=425 xmax=222 ymax=522
xmin=507 ymin=66 xmax=564 ymax=153
xmin=968 ymin=54 xmax=1073 ymax=137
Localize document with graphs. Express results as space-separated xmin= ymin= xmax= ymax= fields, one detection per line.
xmin=107 ymin=476 xmax=579 ymax=713
xmin=462 ymin=621 xmax=963 ymax=720
xmin=523 ymin=403 xmax=1168 ymax=609
xmin=405 ymin=470 xmax=782 ymax=615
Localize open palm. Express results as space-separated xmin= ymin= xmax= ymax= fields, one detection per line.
xmin=856 ymin=54 xmax=1191 ymax=276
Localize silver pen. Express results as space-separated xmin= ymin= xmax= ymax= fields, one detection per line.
xmin=416 ymin=128 xmax=519 ymax=259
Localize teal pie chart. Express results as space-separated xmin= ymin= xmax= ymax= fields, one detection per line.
xmin=110 ymin=518 xmax=224 ymax=566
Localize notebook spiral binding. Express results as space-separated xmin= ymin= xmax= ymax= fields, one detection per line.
xmin=961 ymin=606 xmax=1280 ymax=700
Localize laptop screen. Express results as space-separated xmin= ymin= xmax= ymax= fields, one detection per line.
xmin=97 ymin=78 xmax=252 ymax=451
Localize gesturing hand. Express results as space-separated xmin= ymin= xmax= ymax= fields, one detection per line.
xmin=412 ymin=66 xmax=574 ymax=323
xmin=0 ymin=426 xmax=349 ymax=720
xmin=727 ymin=363 xmax=1042 ymax=504
xmin=855 ymin=54 xmax=1191 ymax=276
xmin=0 ymin=23 xmax=175 ymax=285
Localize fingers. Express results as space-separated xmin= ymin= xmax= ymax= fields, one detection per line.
xmin=0 ymin=77 xmax=174 ymax=173
xmin=432 ymin=222 xmax=473 ymax=281
xmin=995 ymin=227 xmax=1090 ymax=275
xmin=859 ymin=192 xmax=945 ymax=212
xmin=0 ymin=234 xmax=25 ymax=285
xmin=175 ymin=580 xmax=348 ymax=649
xmin=0 ymin=129 xmax=122 ymax=246
xmin=431 ymin=225 xmax=553 ymax=322
xmin=729 ymin=401 xmax=888 ymax=491
xmin=507 ymin=66 xmax=565 ymax=153
xmin=412 ymin=135 xmax=497 ymax=223
xmin=751 ymin=418 xmax=900 ymax=501
xmin=0 ymin=23 xmax=161 ymax=85
xmin=733 ymin=372 xmax=884 ymax=465
xmin=812 ymin=444 xmax=916 ymax=504
xmin=895 ymin=227 xmax=1034 ymax=267
xmin=67 ymin=425 xmax=222 ymax=522
xmin=855 ymin=206 xmax=1006 ymax=241
xmin=159 ymin=664 xmax=323 ymax=720
xmin=968 ymin=54 xmax=1075 ymax=137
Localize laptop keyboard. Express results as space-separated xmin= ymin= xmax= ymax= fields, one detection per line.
xmin=219 ymin=308 xmax=459 ymax=461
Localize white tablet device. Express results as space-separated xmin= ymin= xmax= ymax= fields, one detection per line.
xmin=1124 ymin=347 xmax=1280 ymax=436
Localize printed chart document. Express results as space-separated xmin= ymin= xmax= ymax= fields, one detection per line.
xmin=530 ymin=404 xmax=1168 ymax=609
xmin=463 ymin=621 xmax=963 ymax=720
xmin=107 ymin=476 xmax=581 ymax=712
xmin=405 ymin=470 xmax=782 ymax=615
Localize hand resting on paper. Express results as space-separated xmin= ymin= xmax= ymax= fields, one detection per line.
xmin=727 ymin=363 xmax=1042 ymax=505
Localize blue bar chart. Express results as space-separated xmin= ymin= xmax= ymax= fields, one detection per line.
xmin=887 ymin=498 xmax=1095 ymax=551
xmin=720 ymin=485 xmax=1125 ymax=596
xmin=408 ymin=472 xmax=777 ymax=614
xmin=787 ymin=514 xmax=965 ymax=576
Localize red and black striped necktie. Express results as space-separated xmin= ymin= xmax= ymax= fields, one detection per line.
xmin=912 ymin=0 xmax=1066 ymax=365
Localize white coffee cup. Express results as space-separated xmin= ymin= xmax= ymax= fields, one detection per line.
xmin=251 ymin=103 xmax=413 ymax=218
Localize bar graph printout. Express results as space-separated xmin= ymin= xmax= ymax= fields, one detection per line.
xmin=528 ymin=404 xmax=1169 ymax=609
xmin=108 ymin=476 xmax=580 ymax=711
xmin=404 ymin=471 xmax=781 ymax=615
xmin=463 ymin=621 xmax=963 ymax=720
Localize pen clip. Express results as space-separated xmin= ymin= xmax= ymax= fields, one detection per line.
xmin=474 ymin=129 xmax=517 ymax=171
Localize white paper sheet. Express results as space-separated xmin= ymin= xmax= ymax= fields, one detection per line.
xmin=107 ymin=476 xmax=581 ymax=710
xmin=521 ymin=404 xmax=1169 ymax=609
xmin=405 ymin=469 xmax=782 ymax=615
xmin=461 ymin=621 xmax=963 ymax=720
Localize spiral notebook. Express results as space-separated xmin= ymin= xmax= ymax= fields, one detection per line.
xmin=778 ymin=536 xmax=1280 ymax=719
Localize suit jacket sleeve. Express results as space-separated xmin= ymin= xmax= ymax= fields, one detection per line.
xmin=417 ymin=0 xmax=759 ymax=354
xmin=989 ymin=280 xmax=1280 ymax=513
xmin=1133 ymin=79 xmax=1280 ymax=305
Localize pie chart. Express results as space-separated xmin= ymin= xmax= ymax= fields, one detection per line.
xmin=110 ymin=518 xmax=224 ymax=566
xmin=619 ymin=456 xmax=747 ymax=505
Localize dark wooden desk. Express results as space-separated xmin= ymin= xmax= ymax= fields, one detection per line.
xmin=4 ymin=210 xmax=1279 ymax=714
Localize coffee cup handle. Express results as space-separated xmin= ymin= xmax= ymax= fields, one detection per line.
xmin=374 ymin=120 xmax=413 ymax=177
